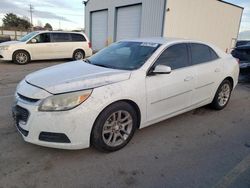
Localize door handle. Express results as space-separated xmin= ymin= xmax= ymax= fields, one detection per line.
xmin=215 ymin=68 xmax=221 ymax=73
xmin=184 ymin=76 xmax=194 ymax=82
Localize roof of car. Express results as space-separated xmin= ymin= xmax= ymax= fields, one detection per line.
xmin=35 ymin=30 xmax=85 ymax=35
xmin=121 ymin=37 xmax=201 ymax=45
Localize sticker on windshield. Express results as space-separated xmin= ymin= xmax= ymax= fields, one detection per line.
xmin=140 ymin=42 xmax=158 ymax=48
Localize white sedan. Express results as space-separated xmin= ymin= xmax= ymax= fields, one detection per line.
xmin=13 ymin=38 xmax=239 ymax=152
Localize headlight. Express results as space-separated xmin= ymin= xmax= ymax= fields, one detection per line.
xmin=0 ymin=46 xmax=9 ymax=50
xmin=38 ymin=90 xmax=92 ymax=111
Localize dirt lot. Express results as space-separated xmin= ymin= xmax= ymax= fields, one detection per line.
xmin=0 ymin=60 xmax=250 ymax=188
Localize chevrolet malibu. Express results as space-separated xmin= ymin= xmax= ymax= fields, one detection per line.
xmin=13 ymin=38 xmax=239 ymax=152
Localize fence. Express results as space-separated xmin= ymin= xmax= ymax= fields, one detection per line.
xmin=0 ymin=29 xmax=28 ymax=40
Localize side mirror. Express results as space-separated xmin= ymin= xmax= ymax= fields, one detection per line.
xmin=152 ymin=65 xmax=172 ymax=74
xmin=31 ymin=38 xmax=37 ymax=43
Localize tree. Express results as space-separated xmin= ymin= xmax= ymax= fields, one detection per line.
xmin=2 ymin=13 xmax=19 ymax=28
xmin=2 ymin=13 xmax=31 ymax=30
xmin=44 ymin=23 xmax=53 ymax=31
xmin=17 ymin=18 xmax=32 ymax=30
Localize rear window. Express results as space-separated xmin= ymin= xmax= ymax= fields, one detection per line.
xmin=71 ymin=34 xmax=86 ymax=42
xmin=190 ymin=43 xmax=219 ymax=65
xmin=51 ymin=33 xmax=70 ymax=42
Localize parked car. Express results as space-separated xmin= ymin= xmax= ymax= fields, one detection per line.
xmin=13 ymin=38 xmax=239 ymax=152
xmin=0 ymin=31 xmax=92 ymax=64
xmin=236 ymin=40 xmax=250 ymax=47
xmin=231 ymin=45 xmax=250 ymax=70
xmin=0 ymin=35 xmax=11 ymax=43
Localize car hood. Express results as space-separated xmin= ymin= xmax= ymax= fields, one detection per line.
xmin=25 ymin=61 xmax=131 ymax=94
xmin=0 ymin=40 xmax=22 ymax=46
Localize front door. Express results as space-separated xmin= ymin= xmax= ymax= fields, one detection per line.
xmin=27 ymin=33 xmax=54 ymax=60
xmin=146 ymin=43 xmax=195 ymax=122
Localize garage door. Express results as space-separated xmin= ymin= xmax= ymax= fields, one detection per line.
xmin=91 ymin=10 xmax=108 ymax=51
xmin=116 ymin=4 xmax=142 ymax=41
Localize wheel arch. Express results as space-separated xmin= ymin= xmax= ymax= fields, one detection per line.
xmin=12 ymin=49 xmax=32 ymax=60
xmin=90 ymin=99 xmax=142 ymax=145
xmin=224 ymin=76 xmax=234 ymax=88
xmin=73 ymin=48 xmax=85 ymax=56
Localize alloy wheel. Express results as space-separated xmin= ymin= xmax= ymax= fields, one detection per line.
xmin=102 ymin=110 xmax=133 ymax=147
xmin=218 ymin=83 xmax=231 ymax=106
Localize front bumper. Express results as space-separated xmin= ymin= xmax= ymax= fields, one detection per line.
xmin=0 ymin=50 xmax=12 ymax=61
xmin=12 ymin=94 xmax=98 ymax=150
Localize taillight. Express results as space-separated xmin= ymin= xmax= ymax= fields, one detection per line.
xmin=88 ymin=42 xmax=92 ymax=49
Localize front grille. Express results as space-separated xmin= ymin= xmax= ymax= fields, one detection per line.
xmin=16 ymin=105 xmax=30 ymax=123
xmin=18 ymin=93 xmax=40 ymax=103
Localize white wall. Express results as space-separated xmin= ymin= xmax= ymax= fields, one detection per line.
xmin=164 ymin=0 xmax=243 ymax=51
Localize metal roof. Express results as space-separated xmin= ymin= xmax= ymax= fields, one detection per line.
xmin=85 ymin=0 xmax=244 ymax=10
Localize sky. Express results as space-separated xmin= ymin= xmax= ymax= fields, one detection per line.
xmin=0 ymin=0 xmax=85 ymax=30
xmin=0 ymin=0 xmax=249 ymax=32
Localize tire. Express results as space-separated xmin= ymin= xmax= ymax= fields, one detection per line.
xmin=210 ymin=80 xmax=232 ymax=110
xmin=91 ymin=101 xmax=138 ymax=152
xmin=73 ymin=50 xmax=85 ymax=60
xmin=13 ymin=50 xmax=30 ymax=65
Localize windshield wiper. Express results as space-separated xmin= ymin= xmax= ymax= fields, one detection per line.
xmin=93 ymin=64 xmax=113 ymax=69
xmin=83 ymin=59 xmax=92 ymax=64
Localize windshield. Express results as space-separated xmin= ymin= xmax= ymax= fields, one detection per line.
xmin=88 ymin=41 xmax=160 ymax=70
xmin=18 ymin=32 xmax=39 ymax=42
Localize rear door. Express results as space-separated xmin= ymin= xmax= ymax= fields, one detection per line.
xmin=189 ymin=43 xmax=222 ymax=105
xmin=51 ymin=33 xmax=72 ymax=58
xmin=146 ymin=43 xmax=195 ymax=122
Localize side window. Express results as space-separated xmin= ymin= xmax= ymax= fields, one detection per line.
xmin=190 ymin=43 xmax=218 ymax=65
xmin=33 ymin=33 xmax=51 ymax=43
xmin=71 ymin=34 xmax=86 ymax=42
xmin=52 ymin=33 xmax=70 ymax=42
xmin=210 ymin=48 xmax=219 ymax=61
xmin=154 ymin=44 xmax=189 ymax=70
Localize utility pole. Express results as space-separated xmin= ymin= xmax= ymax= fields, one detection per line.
xmin=82 ymin=1 xmax=88 ymax=31
xmin=29 ymin=4 xmax=34 ymax=31
xmin=59 ymin=18 xmax=61 ymax=30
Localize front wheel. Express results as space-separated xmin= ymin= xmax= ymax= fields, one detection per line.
xmin=91 ymin=102 xmax=138 ymax=152
xmin=13 ymin=51 xmax=30 ymax=65
xmin=211 ymin=80 xmax=232 ymax=110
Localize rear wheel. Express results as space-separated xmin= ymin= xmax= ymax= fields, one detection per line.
xmin=13 ymin=50 xmax=30 ymax=65
xmin=211 ymin=80 xmax=232 ymax=110
xmin=73 ymin=50 xmax=85 ymax=60
xmin=91 ymin=102 xmax=138 ymax=152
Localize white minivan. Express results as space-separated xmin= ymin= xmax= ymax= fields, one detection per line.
xmin=0 ymin=31 xmax=92 ymax=64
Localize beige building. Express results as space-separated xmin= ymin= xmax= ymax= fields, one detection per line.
xmin=85 ymin=0 xmax=243 ymax=51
